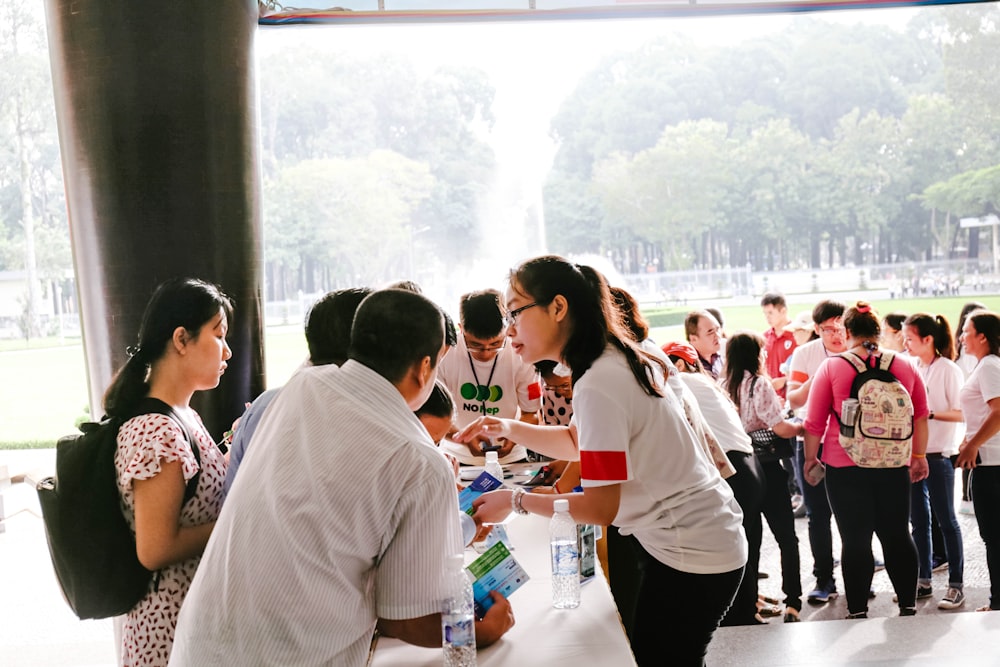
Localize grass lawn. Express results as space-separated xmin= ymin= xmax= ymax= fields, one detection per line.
xmin=2 ymin=293 xmax=999 ymax=448
xmin=0 ymin=327 xmax=309 ymax=449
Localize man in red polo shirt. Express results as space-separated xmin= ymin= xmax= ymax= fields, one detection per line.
xmin=761 ymin=292 xmax=796 ymax=401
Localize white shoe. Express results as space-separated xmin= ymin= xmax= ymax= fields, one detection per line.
xmin=938 ymin=588 xmax=965 ymax=610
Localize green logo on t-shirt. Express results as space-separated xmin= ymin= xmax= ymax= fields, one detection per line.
xmin=460 ymin=382 xmax=504 ymax=402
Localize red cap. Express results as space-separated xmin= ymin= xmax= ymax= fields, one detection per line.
xmin=661 ymin=341 xmax=698 ymax=366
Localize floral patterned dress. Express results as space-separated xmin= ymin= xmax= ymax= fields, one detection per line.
xmin=114 ymin=411 xmax=226 ymax=666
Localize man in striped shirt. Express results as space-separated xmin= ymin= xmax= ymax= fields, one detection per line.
xmin=171 ymin=289 xmax=514 ymax=666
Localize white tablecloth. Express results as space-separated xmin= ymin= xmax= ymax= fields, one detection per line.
xmin=371 ymin=512 xmax=636 ymax=666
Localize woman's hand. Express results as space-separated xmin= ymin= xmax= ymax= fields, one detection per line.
xmin=955 ymin=439 xmax=980 ymax=470
xmin=472 ymin=489 xmax=514 ymax=525
xmin=909 ymin=456 xmax=929 ymax=483
xmin=454 ymin=416 xmax=512 ymax=445
xmin=803 ymin=458 xmax=823 ymax=487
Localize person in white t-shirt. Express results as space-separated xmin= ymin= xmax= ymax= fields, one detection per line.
xmin=437 ymin=289 xmax=541 ymax=465
xmin=785 ymin=299 xmax=847 ymax=605
xmin=902 ymin=312 xmax=966 ymax=610
xmin=456 ymin=255 xmax=746 ymax=667
xmin=170 ymin=289 xmax=514 ymax=666
xmin=956 ymin=309 xmax=1000 ymax=612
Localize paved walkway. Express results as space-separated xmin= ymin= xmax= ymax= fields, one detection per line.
xmin=1 ymin=449 xmax=996 ymax=666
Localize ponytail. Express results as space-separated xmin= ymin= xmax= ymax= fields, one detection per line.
xmin=512 ymin=256 xmax=665 ymax=397
xmin=905 ymin=312 xmax=956 ymax=361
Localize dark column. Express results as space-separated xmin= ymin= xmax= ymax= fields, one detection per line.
xmin=43 ymin=0 xmax=265 ymax=438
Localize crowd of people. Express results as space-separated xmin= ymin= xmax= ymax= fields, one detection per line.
xmin=103 ymin=267 xmax=1000 ymax=667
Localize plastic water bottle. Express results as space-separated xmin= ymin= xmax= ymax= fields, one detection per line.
xmin=550 ymin=499 xmax=581 ymax=609
xmin=484 ymin=450 xmax=504 ymax=486
xmin=441 ymin=554 xmax=477 ymax=667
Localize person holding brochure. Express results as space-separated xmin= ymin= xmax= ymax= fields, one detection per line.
xmin=456 ymin=255 xmax=746 ymax=667
xmin=170 ymin=289 xmax=514 ymax=666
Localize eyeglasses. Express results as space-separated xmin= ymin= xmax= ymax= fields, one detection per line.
xmin=465 ymin=337 xmax=506 ymax=353
xmin=504 ymin=302 xmax=539 ymax=328
xmin=820 ymin=326 xmax=845 ymax=336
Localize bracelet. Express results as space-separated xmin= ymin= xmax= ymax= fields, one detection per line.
xmin=911 ymin=453 xmax=926 ymax=459
xmin=510 ymin=487 xmax=529 ymax=515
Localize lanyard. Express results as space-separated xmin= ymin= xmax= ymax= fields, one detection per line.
xmin=468 ymin=351 xmax=500 ymax=413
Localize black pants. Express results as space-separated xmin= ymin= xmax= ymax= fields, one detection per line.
xmin=825 ymin=465 xmax=917 ymax=614
xmin=719 ymin=451 xmax=765 ymax=626
xmin=631 ymin=540 xmax=743 ymax=667
xmin=759 ymin=458 xmax=803 ymax=610
xmin=972 ymin=466 xmax=1000 ymax=609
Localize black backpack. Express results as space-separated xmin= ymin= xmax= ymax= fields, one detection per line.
xmin=36 ymin=397 xmax=201 ymax=619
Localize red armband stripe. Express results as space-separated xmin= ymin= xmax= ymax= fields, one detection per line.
xmin=580 ymin=450 xmax=628 ymax=481
xmin=527 ymin=381 xmax=542 ymax=401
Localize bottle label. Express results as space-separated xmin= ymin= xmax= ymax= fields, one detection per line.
xmin=551 ymin=541 xmax=579 ymax=576
xmin=443 ymin=614 xmax=475 ymax=647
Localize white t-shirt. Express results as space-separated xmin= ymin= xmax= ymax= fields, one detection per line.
xmin=572 ymin=345 xmax=747 ymax=574
xmin=960 ymin=355 xmax=1000 ymax=466
xmin=916 ymin=356 xmax=964 ymax=456
xmin=170 ymin=361 xmax=462 ymax=667
xmin=679 ymin=373 xmax=753 ymax=455
xmin=437 ymin=337 xmax=542 ymax=464
xmin=787 ymin=338 xmax=837 ymax=417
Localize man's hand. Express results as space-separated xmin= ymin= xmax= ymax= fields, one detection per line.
xmin=475 ymin=591 xmax=515 ymax=647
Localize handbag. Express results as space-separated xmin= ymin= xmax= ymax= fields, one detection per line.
xmin=746 ymin=377 xmax=794 ymax=462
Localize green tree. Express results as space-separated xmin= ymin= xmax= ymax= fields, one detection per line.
xmin=0 ymin=0 xmax=68 ymax=337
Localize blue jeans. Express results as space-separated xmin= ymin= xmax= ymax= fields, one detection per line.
xmin=795 ymin=440 xmax=835 ymax=586
xmin=972 ymin=465 xmax=1000 ymax=610
xmin=910 ymin=455 xmax=964 ymax=588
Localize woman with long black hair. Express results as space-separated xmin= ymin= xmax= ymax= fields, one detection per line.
xmin=458 ymin=255 xmax=746 ymax=666
xmin=108 ymin=277 xmax=233 ymax=665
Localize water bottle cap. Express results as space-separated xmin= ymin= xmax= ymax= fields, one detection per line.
xmin=554 ymin=498 xmax=569 ymax=513
xmin=485 ymin=451 xmax=499 ymax=463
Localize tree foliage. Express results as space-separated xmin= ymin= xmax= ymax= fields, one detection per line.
xmin=544 ymin=6 xmax=1000 ymax=271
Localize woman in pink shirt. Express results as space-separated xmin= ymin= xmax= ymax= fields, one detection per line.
xmin=803 ymin=302 xmax=929 ymax=619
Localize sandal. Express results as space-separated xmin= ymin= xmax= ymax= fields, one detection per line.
xmin=976 ymin=605 xmax=997 ymax=612
xmin=784 ymin=607 xmax=801 ymax=623
xmin=757 ymin=604 xmax=782 ymax=618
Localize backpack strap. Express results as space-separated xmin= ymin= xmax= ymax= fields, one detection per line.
xmin=130 ymin=397 xmax=202 ymax=505
xmin=878 ymin=350 xmax=896 ymax=372
xmin=839 ymin=351 xmax=868 ymax=374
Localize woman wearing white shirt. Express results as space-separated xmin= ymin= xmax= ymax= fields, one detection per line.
xmin=902 ymin=313 xmax=966 ymax=610
xmin=956 ymin=309 xmax=1000 ymax=612
xmin=459 ymin=255 xmax=746 ymax=666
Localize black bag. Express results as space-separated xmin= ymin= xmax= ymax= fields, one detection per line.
xmin=36 ymin=397 xmax=200 ymax=620
xmin=746 ymin=377 xmax=794 ymax=463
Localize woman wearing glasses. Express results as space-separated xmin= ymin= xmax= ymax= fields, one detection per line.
xmin=456 ymin=255 xmax=746 ymax=666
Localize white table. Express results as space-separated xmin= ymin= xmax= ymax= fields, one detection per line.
xmin=371 ymin=512 xmax=636 ymax=666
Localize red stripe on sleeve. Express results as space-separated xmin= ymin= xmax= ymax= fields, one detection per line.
xmin=527 ymin=381 xmax=541 ymax=401
xmin=580 ymin=450 xmax=628 ymax=481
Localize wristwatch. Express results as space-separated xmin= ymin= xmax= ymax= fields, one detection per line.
xmin=929 ymin=411 xmax=935 ymax=420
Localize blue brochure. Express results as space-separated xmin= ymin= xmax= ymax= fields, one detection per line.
xmin=457 ymin=471 xmax=504 ymax=516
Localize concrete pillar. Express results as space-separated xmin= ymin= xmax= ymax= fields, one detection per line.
xmin=42 ymin=0 xmax=265 ymax=438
